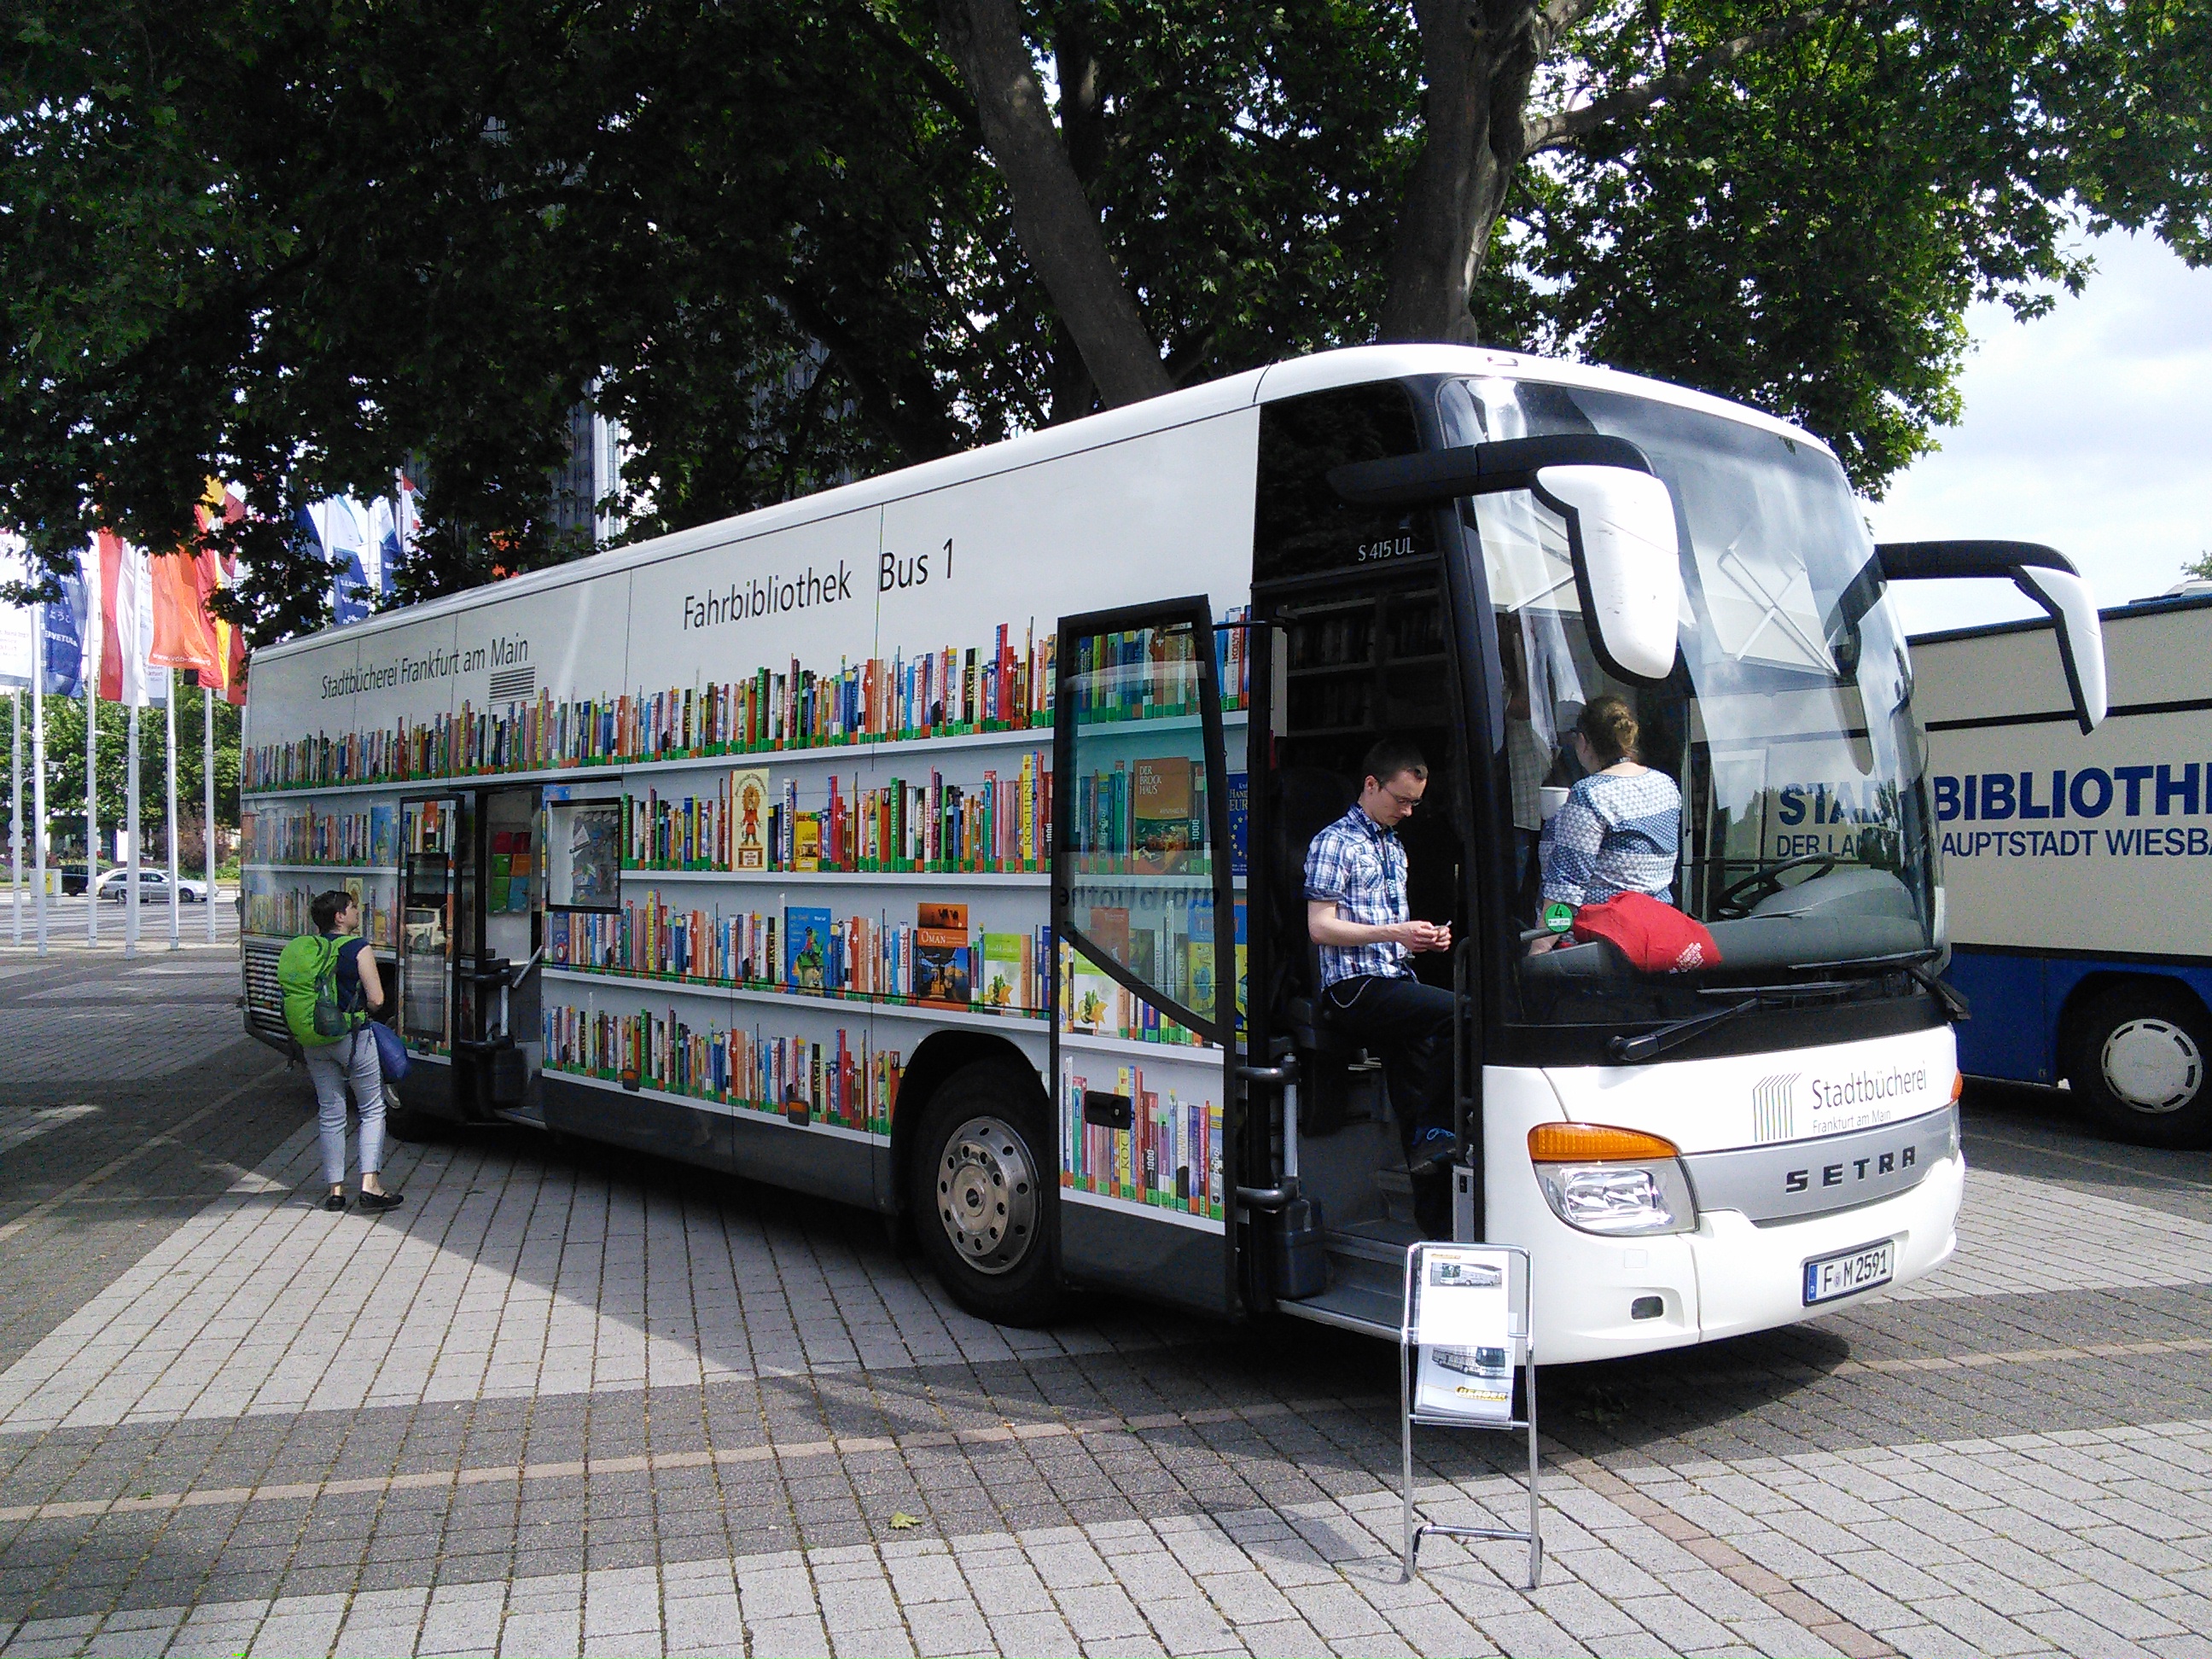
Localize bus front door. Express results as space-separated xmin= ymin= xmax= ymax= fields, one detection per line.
xmin=395 ymin=795 xmax=461 ymax=1116
xmin=1052 ymin=601 xmax=1245 ymax=1316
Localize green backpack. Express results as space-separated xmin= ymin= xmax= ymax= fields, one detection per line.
xmin=276 ymin=932 xmax=366 ymax=1047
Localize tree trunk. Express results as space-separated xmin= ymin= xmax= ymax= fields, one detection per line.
xmin=937 ymin=0 xmax=1172 ymax=408
xmin=1377 ymin=0 xmax=1549 ymax=343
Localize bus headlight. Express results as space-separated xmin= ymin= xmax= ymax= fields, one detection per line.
xmin=1528 ymin=1123 xmax=1697 ymax=1237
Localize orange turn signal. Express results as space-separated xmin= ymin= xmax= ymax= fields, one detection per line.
xmin=1950 ymin=1071 xmax=1965 ymax=1103
xmin=1528 ymin=1122 xmax=1682 ymax=1164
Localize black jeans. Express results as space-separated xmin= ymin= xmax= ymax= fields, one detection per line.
xmin=1324 ymin=973 xmax=1456 ymax=1144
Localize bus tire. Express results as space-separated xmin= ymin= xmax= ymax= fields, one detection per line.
xmin=2069 ymin=983 xmax=2212 ymax=1150
xmin=909 ymin=1062 xmax=1060 ymax=1326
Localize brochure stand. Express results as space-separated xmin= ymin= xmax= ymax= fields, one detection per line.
xmin=1398 ymin=1241 xmax=1540 ymax=1587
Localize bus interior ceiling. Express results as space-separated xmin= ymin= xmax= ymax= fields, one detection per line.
xmin=1258 ymin=561 xmax=1468 ymax=1253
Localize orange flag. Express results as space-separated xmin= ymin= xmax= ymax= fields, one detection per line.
xmin=150 ymin=480 xmax=249 ymax=700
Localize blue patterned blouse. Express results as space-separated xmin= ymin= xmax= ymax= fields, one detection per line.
xmin=1540 ymin=769 xmax=1683 ymax=908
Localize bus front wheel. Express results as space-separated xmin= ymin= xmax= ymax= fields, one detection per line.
xmin=2071 ymin=984 xmax=2212 ymax=1150
xmin=910 ymin=1062 xmax=1061 ymax=1326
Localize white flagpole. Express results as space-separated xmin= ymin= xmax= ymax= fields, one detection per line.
xmin=204 ymin=683 xmax=217 ymax=946
xmin=32 ymin=661 xmax=47 ymax=955
xmin=86 ymin=549 xmax=100 ymax=946
xmin=125 ymin=701 xmax=139 ymax=958
xmin=165 ymin=669 xmax=180 ymax=950
xmin=9 ymin=689 xmax=20 ymax=945
xmin=85 ymin=691 xmax=99 ymax=943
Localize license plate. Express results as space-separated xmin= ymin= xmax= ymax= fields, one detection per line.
xmin=1802 ymin=1238 xmax=1895 ymax=1305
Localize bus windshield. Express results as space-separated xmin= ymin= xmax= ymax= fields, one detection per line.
xmin=1439 ymin=376 xmax=1936 ymax=1026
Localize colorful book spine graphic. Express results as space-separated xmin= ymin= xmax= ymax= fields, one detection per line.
xmin=242 ymin=879 xmax=397 ymax=947
xmin=541 ymin=1003 xmax=900 ymax=1136
xmin=1057 ymin=1059 xmax=1225 ymax=1220
xmin=547 ymin=902 xmax=1051 ymax=1012
xmin=247 ymin=610 xmax=1252 ymax=793
xmin=1057 ymin=917 xmax=1243 ymax=1045
xmin=251 ymin=620 xmax=1071 ymax=789
xmin=607 ymin=757 xmax=1055 ymax=875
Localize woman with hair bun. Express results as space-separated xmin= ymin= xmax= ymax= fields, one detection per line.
xmin=1535 ymin=694 xmax=1682 ymax=935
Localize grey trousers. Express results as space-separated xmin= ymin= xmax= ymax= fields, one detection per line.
xmin=304 ymin=1030 xmax=385 ymax=1187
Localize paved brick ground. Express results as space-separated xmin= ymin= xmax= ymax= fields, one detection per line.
xmin=0 ymin=941 xmax=2207 ymax=1657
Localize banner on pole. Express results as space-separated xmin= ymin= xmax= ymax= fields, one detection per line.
xmin=1 ymin=538 xmax=89 ymax=696
xmin=98 ymin=532 xmax=159 ymax=706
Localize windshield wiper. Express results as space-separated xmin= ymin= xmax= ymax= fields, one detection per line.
xmin=1607 ymin=981 xmax=1856 ymax=1063
xmin=1801 ymin=949 xmax=1970 ymax=1022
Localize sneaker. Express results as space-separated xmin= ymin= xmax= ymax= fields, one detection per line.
xmin=357 ymin=1190 xmax=405 ymax=1214
xmin=1407 ymin=1127 xmax=1457 ymax=1170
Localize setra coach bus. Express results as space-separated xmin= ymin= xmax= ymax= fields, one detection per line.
xmin=237 ymin=345 xmax=2107 ymax=1361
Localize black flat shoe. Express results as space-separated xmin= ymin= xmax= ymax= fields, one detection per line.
xmin=357 ymin=1190 xmax=405 ymax=1213
xmin=322 ymin=1193 xmax=347 ymax=1212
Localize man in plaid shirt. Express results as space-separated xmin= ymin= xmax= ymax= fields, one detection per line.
xmin=1304 ymin=737 xmax=1458 ymax=1173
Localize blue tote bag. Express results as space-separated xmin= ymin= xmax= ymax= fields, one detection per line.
xmin=370 ymin=1019 xmax=410 ymax=1082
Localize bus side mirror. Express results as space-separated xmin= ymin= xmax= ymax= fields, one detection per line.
xmin=1531 ymin=467 xmax=1683 ymax=684
xmin=1871 ymin=541 xmax=2108 ymax=733
xmin=1326 ymin=434 xmax=1685 ymax=684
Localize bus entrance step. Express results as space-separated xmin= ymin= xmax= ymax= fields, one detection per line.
xmin=1277 ymin=1271 xmax=1399 ymax=1337
xmin=494 ymin=1104 xmax=550 ymax=1130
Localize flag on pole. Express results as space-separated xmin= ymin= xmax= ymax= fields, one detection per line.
xmin=39 ymin=556 xmax=86 ymax=697
xmin=98 ymin=531 xmax=159 ymax=707
xmin=0 ymin=536 xmax=33 ymax=691
xmin=149 ymin=552 xmax=222 ymax=682
xmin=149 ymin=481 xmax=242 ymax=684
xmin=1 ymin=538 xmax=88 ymax=696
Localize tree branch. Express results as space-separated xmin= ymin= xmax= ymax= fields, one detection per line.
xmin=837 ymin=0 xmax=986 ymax=145
xmin=935 ymin=0 xmax=1170 ymax=407
xmin=1540 ymin=0 xmax=1612 ymax=35
xmin=1523 ymin=0 xmax=1867 ymax=155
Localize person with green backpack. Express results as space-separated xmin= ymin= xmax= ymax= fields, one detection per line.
xmin=277 ymin=891 xmax=405 ymax=1214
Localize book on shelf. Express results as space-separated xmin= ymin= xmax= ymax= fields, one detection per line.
xmin=732 ymin=769 xmax=769 ymax=870
xmin=979 ymin=933 xmax=1026 ymax=1011
xmin=914 ymin=901 xmax=971 ymax=1008
xmin=370 ymin=804 xmax=398 ymax=867
xmin=784 ymin=906 xmax=833 ymax=991
xmin=1132 ymin=757 xmax=1195 ymax=872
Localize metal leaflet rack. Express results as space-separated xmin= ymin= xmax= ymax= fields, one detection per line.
xmin=1399 ymin=1242 xmax=1541 ymax=1588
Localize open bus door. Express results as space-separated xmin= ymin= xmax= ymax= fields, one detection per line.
xmin=1052 ymin=600 xmax=1248 ymax=1316
xmin=395 ymin=795 xmax=461 ymax=1110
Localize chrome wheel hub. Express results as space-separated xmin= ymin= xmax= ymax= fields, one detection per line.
xmin=936 ymin=1115 xmax=1038 ymax=1276
xmin=2103 ymin=1018 xmax=2203 ymax=1113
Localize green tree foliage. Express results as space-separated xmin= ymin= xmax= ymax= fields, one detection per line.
xmin=3 ymin=0 xmax=2207 ymax=642
xmin=1481 ymin=0 xmax=2212 ymax=491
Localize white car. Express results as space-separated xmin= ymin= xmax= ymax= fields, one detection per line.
xmin=96 ymin=868 xmax=211 ymax=904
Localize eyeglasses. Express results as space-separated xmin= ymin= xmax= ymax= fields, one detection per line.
xmin=1381 ymin=783 xmax=1424 ymax=811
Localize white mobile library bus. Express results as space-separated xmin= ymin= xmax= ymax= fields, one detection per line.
xmin=1915 ymin=584 xmax=2212 ymax=1148
xmin=237 ymin=345 xmax=2108 ymax=1359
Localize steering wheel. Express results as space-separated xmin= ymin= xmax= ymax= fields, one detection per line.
xmin=1710 ymin=853 xmax=1838 ymax=920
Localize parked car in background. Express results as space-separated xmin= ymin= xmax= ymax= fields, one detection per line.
xmin=95 ymin=868 xmax=210 ymax=904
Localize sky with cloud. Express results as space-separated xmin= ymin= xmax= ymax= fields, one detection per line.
xmin=1863 ymin=230 xmax=2212 ymax=637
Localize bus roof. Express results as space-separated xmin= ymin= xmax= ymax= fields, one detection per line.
xmin=253 ymin=343 xmax=1832 ymax=667
xmin=1908 ymin=585 xmax=2212 ymax=649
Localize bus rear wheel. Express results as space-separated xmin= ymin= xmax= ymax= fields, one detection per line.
xmin=2070 ymin=984 xmax=2212 ymax=1150
xmin=910 ymin=1062 xmax=1060 ymax=1326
